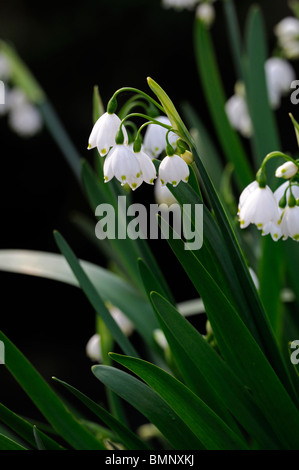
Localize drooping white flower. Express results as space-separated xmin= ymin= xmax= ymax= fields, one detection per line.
xmin=154 ymin=177 xmax=178 ymax=206
xmin=226 ymin=58 xmax=295 ymax=137
xmin=196 ymin=3 xmax=215 ymax=27
xmin=143 ymin=116 xmax=179 ymax=158
xmin=274 ymin=17 xmax=299 ymax=59
xmin=86 ymin=306 xmax=134 ymax=363
xmin=103 ymin=144 xmax=142 ymax=190
xmin=225 ymin=94 xmax=253 ymax=138
xmin=86 ymin=334 xmax=102 ymax=362
xmin=275 ymin=17 xmax=299 ymax=41
xmin=275 ymin=161 xmax=298 ymax=179
xmin=280 ymin=205 xmax=299 ymax=241
xmin=133 ymin=149 xmax=157 ymax=184
xmin=159 ymin=154 xmax=189 ymax=187
xmin=8 ymin=102 xmax=43 ymax=137
xmin=238 ymin=181 xmax=280 ymax=229
xmin=109 ymin=305 xmax=134 ymax=337
xmin=87 ymin=112 xmax=128 ymax=156
xmin=265 ymin=57 xmax=296 ymax=109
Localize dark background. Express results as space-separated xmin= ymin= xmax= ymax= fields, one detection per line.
xmin=0 ymin=0 xmax=295 ymax=427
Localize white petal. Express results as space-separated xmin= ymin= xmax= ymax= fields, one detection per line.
xmin=239 ymin=185 xmax=279 ymax=229
xmin=134 ymin=150 xmax=157 ymax=184
xmin=111 ymin=145 xmax=142 ymax=189
xmin=87 ymin=112 xmax=128 ymax=156
xmin=225 ymin=94 xmax=252 ymax=137
xmin=143 ymin=116 xmax=179 ymax=158
xmin=274 ymin=17 xmax=299 ymax=41
xmin=159 ymin=154 xmax=189 ymax=186
xmin=154 ymin=177 xmax=178 ymax=206
xmin=103 ymin=152 xmax=115 ymax=183
xmin=261 ymin=221 xmax=282 ymax=241
xmin=265 ymin=57 xmax=295 ymax=109
xmin=280 ymin=206 xmax=299 ymax=241
xmin=86 ymin=334 xmax=102 ymax=362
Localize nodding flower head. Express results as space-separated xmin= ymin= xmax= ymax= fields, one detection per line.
xmin=238 ymin=181 xmax=280 ymax=230
xmin=143 ymin=116 xmax=179 ymax=158
xmin=103 ymin=144 xmax=143 ymax=191
xmin=158 ymin=153 xmax=190 ymax=187
xmin=88 ymin=112 xmax=128 ymax=156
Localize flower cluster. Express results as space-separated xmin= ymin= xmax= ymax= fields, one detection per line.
xmin=226 ymin=57 xmax=295 ymax=138
xmin=87 ymin=106 xmax=190 ymax=191
xmin=0 ymin=53 xmax=43 ymax=137
xmin=238 ymin=158 xmax=299 ymax=242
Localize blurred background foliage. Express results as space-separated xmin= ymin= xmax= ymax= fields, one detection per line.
xmin=0 ymin=0 xmax=296 ymax=421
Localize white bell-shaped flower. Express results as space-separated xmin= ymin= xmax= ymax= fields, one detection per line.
xmin=274 ymin=17 xmax=299 ymax=59
xmin=238 ymin=182 xmax=279 ymax=229
xmin=275 ymin=17 xmax=299 ymax=41
xmin=159 ymin=154 xmax=189 ymax=187
xmin=275 ymin=161 xmax=298 ymax=179
xmin=143 ymin=116 xmax=179 ymax=158
xmin=134 ymin=149 xmax=157 ymax=184
xmin=103 ymin=144 xmax=142 ymax=190
xmin=265 ymin=57 xmax=295 ymax=109
xmin=8 ymin=103 xmax=43 ymax=137
xmin=109 ymin=305 xmax=134 ymax=337
xmin=196 ymin=3 xmax=215 ymax=27
xmin=86 ymin=334 xmax=102 ymax=362
xmin=225 ymin=94 xmax=253 ymax=138
xmin=280 ymin=205 xmax=299 ymax=241
xmin=86 ymin=306 xmax=134 ymax=363
xmin=88 ymin=112 xmax=128 ymax=156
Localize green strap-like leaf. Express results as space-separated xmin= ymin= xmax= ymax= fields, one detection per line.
xmin=150 ymin=292 xmax=281 ymax=449
xmin=52 ymin=377 xmax=150 ymax=451
xmin=159 ymin=231 xmax=299 ymax=449
xmin=92 ymin=364 xmax=204 ymax=450
xmin=0 ymin=432 xmax=27 ymax=450
xmin=54 ymin=231 xmax=138 ymax=358
xmin=0 ymin=249 xmax=159 ymax=348
xmin=0 ymin=403 xmax=63 ymax=450
xmin=0 ymin=331 xmax=105 ymax=449
xmin=109 ymin=354 xmax=248 ymax=450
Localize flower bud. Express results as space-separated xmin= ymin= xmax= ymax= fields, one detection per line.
xmin=180 ymin=150 xmax=194 ymax=164
xmin=275 ymin=161 xmax=298 ymax=179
